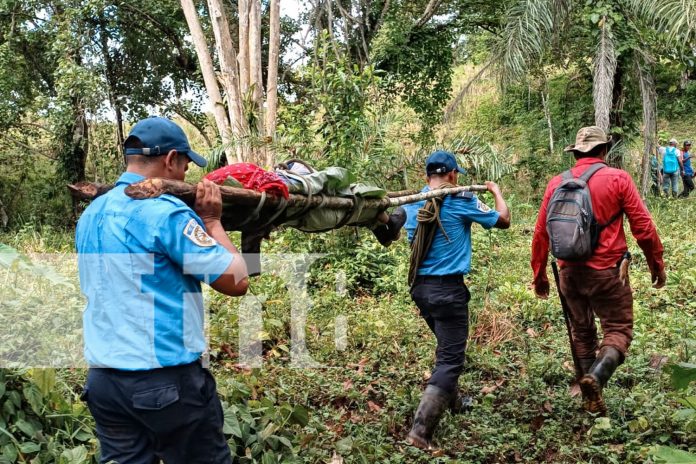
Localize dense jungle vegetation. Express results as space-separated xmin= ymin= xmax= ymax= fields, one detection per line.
xmin=0 ymin=0 xmax=695 ymax=462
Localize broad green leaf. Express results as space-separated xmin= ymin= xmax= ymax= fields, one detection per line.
xmin=667 ymin=363 xmax=696 ymax=390
xmin=673 ymin=408 xmax=695 ymax=421
xmin=650 ymin=445 xmax=696 ymax=463
xmin=594 ymin=417 xmax=612 ymax=430
xmin=0 ymin=383 xmax=5 ymax=400
xmin=289 ymin=405 xmax=309 ymax=427
xmin=13 ymin=419 xmax=37 ymax=438
xmin=22 ymin=385 xmax=43 ymax=416
xmin=61 ymin=445 xmax=88 ymax=464
xmin=335 ymin=436 xmax=353 ymax=454
xmin=223 ymin=408 xmax=242 ymax=438
xmin=677 ymin=397 xmax=696 ymax=409
xmin=261 ymin=450 xmax=277 ymax=464
xmin=29 ymin=370 xmax=55 ymax=397
xmin=275 ymin=435 xmax=293 ymax=449
xmin=73 ymin=429 xmax=93 ymax=442
xmin=2 ymin=443 xmax=17 ymax=463
xmin=17 ymin=442 xmax=39 ymax=454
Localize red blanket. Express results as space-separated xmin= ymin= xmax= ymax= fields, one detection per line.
xmin=205 ymin=163 xmax=289 ymax=199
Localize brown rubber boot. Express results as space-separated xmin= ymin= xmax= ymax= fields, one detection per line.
xmin=406 ymin=385 xmax=451 ymax=450
xmin=579 ymin=346 xmax=622 ymax=415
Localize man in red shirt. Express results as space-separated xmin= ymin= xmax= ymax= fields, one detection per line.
xmin=531 ymin=126 xmax=666 ymax=414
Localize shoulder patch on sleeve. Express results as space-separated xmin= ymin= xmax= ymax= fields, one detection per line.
xmin=476 ymin=199 xmax=492 ymax=212
xmin=454 ymin=191 xmax=474 ymax=199
xmin=183 ymin=219 xmax=216 ymax=247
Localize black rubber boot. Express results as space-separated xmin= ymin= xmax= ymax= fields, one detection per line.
xmin=579 ymin=346 xmax=622 ymax=415
xmin=578 ymin=358 xmax=596 ymax=377
xmin=372 ymin=207 xmax=406 ymax=247
xmin=406 ymin=385 xmax=451 ymax=450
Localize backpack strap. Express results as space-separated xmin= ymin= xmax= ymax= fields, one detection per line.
xmin=561 ymin=169 xmax=573 ymax=180
xmin=577 ymin=162 xmax=607 ymax=182
xmin=597 ymin=210 xmax=623 ymax=230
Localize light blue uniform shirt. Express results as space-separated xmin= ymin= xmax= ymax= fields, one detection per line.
xmin=403 ymin=186 xmax=500 ymax=276
xmin=76 ymin=172 xmax=234 ymax=370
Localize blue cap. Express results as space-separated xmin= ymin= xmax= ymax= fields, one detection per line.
xmin=124 ymin=116 xmax=207 ymax=167
xmin=425 ymin=150 xmax=466 ymax=176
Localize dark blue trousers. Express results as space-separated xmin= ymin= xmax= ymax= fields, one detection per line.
xmin=83 ymin=361 xmax=231 ymax=464
xmin=410 ymin=276 xmax=470 ymax=394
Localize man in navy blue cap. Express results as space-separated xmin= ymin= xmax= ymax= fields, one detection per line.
xmin=401 ymin=150 xmax=510 ymax=450
xmin=76 ymin=116 xmax=248 ymax=463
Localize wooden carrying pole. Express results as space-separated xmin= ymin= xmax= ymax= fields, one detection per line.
xmin=68 ymin=179 xmax=489 ymax=231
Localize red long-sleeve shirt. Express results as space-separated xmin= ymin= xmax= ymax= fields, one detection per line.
xmin=531 ymin=158 xmax=664 ymax=289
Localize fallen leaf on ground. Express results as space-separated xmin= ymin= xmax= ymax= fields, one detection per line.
xmin=526 ymin=327 xmax=538 ymax=338
xmin=480 ymin=385 xmax=497 ymax=394
xmin=648 ymin=354 xmax=669 ymax=371
xmin=367 ymin=401 xmax=382 ymax=412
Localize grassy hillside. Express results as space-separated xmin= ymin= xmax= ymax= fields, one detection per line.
xmin=2 ymin=195 xmax=694 ymax=463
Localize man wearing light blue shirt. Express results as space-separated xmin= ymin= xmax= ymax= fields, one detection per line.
xmin=401 ymin=151 xmax=510 ymax=450
xmin=77 ymin=117 xmax=248 ymax=463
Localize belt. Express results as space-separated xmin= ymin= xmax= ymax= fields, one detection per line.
xmin=91 ymin=360 xmax=201 ymax=376
xmin=412 ymin=274 xmax=464 ymax=284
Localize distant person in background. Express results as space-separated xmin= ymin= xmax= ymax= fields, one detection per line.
xmin=650 ymin=153 xmax=662 ymax=197
xmin=680 ymin=140 xmax=694 ymax=198
xmin=658 ymin=139 xmax=683 ymax=197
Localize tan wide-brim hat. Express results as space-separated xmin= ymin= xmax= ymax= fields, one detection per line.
xmin=563 ymin=126 xmax=611 ymax=153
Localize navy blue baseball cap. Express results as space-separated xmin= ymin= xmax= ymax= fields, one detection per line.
xmin=425 ymin=150 xmax=466 ymax=176
xmin=124 ymin=116 xmax=207 ymax=167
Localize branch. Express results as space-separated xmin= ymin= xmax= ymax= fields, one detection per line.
xmin=415 ymin=0 xmax=444 ymax=27
xmin=443 ymin=61 xmax=494 ymax=122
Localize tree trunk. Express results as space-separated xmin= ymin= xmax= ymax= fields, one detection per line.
xmin=207 ymin=0 xmax=248 ymax=162
xmin=265 ymin=0 xmax=281 ymax=167
xmin=249 ymin=0 xmax=264 ymax=133
xmin=238 ymin=0 xmax=251 ymax=95
xmin=637 ymin=55 xmax=657 ymax=198
xmin=541 ymin=88 xmax=554 ymax=153
xmin=180 ymin=0 xmax=234 ymax=162
xmin=96 ymin=13 xmax=125 ymax=164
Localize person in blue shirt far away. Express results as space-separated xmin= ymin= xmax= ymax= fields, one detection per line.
xmin=76 ymin=116 xmax=248 ymax=463
xmin=397 ymin=151 xmax=510 ymax=450
xmin=658 ymin=138 xmax=684 ymax=197
xmin=680 ymin=140 xmax=694 ymax=198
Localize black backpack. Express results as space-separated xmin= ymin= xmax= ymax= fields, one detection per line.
xmin=546 ymin=163 xmax=621 ymax=261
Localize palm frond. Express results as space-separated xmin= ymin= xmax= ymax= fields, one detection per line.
xmin=495 ymin=0 xmax=560 ymax=86
xmin=593 ymin=18 xmax=617 ymax=132
xmin=629 ymin=0 xmax=696 ymax=43
xmin=444 ymin=134 xmax=516 ymax=183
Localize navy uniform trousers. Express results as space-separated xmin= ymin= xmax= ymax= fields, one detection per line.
xmin=83 ymin=361 xmax=231 ymax=464
xmin=410 ymin=274 xmax=470 ymax=393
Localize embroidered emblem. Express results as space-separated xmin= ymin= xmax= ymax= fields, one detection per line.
xmin=183 ymin=219 xmax=216 ymax=247
xmin=476 ymin=199 xmax=491 ymax=212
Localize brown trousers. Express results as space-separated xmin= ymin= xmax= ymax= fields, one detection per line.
xmin=559 ymin=266 xmax=633 ymax=360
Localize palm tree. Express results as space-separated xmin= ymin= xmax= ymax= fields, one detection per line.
xmin=467 ymin=0 xmax=694 ymax=195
